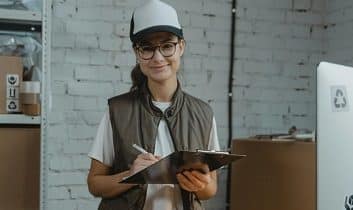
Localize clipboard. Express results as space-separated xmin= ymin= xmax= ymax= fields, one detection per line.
xmin=120 ymin=150 xmax=246 ymax=184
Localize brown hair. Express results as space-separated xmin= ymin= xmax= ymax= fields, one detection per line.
xmin=130 ymin=64 xmax=147 ymax=91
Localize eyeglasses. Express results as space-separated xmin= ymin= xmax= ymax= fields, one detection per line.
xmin=135 ymin=42 xmax=179 ymax=60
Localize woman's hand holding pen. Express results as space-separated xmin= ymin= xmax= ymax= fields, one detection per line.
xmin=129 ymin=153 xmax=161 ymax=176
xmin=129 ymin=144 xmax=161 ymax=175
xmin=176 ymin=170 xmax=212 ymax=192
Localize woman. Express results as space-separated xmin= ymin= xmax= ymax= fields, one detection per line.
xmin=87 ymin=0 xmax=220 ymax=209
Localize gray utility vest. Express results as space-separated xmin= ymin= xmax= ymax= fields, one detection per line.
xmin=98 ymin=84 xmax=213 ymax=210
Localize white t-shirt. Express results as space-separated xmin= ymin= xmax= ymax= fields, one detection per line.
xmin=88 ymin=101 xmax=220 ymax=210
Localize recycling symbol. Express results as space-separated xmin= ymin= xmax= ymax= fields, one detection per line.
xmin=345 ymin=195 xmax=353 ymax=210
xmin=331 ymin=86 xmax=349 ymax=112
xmin=7 ymin=101 xmax=17 ymax=110
xmin=334 ymin=89 xmax=347 ymax=108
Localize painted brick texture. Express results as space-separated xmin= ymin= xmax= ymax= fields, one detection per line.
xmin=325 ymin=0 xmax=353 ymax=66
xmin=233 ymin=0 xmax=325 ymax=138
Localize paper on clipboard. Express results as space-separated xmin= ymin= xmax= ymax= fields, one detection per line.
xmin=120 ymin=150 xmax=246 ymax=184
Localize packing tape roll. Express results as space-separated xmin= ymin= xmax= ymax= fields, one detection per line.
xmin=20 ymin=81 xmax=40 ymax=94
xmin=22 ymin=103 xmax=41 ymax=116
xmin=20 ymin=93 xmax=40 ymax=104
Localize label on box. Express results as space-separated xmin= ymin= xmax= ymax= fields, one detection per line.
xmin=7 ymin=86 xmax=19 ymax=99
xmin=5 ymin=74 xmax=21 ymax=113
xmin=6 ymin=99 xmax=20 ymax=112
xmin=7 ymin=74 xmax=20 ymax=86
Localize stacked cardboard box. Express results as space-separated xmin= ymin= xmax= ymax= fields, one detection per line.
xmin=230 ymin=139 xmax=316 ymax=210
xmin=0 ymin=126 xmax=40 ymax=210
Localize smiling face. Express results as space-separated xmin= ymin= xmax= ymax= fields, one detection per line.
xmin=134 ymin=32 xmax=185 ymax=86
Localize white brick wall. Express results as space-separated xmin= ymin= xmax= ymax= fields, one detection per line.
xmin=232 ymin=0 xmax=325 ymax=138
xmin=325 ymin=0 xmax=353 ymax=66
xmin=47 ymin=0 xmax=353 ymax=209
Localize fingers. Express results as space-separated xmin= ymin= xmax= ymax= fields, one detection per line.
xmin=181 ymin=171 xmax=205 ymax=190
xmin=130 ymin=153 xmax=159 ymax=175
xmin=138 ymin=153 xmax=159 ymax=161
xmin=177 ymin=174 xmax=194 ymax=192
xmin=190 ymin=170 xmax=211 ymax=183
xmin=177 ymin=170 xmax=211 ymax=192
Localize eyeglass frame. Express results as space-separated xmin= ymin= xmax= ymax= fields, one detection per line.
xmin=134 ymin=41 xmax=181 ymax=60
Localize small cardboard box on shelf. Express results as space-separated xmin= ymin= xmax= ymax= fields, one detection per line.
xmin=0 ymin=56 xmax=23 ymax=114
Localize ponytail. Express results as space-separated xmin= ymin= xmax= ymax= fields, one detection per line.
xmin=130 ymin=64 xmax=147 ymax=91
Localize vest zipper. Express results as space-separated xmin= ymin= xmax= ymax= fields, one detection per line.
xmin=163 ymin=114 xmax=179 ymax=152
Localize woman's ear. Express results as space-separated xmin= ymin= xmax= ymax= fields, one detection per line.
xmin=179 ymin=39 xmax=185 ymax=57
xmin=133 ymin=48 xmax=140 ymax=63
xmin=133 ymin=48 xmax=138 ymax=57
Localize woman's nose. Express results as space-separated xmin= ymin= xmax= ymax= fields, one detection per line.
xmin=151 ymin=48 xmax=164 ymax=61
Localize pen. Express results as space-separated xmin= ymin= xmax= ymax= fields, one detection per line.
xmin=132 ymin=143 xmax=148 ymax=154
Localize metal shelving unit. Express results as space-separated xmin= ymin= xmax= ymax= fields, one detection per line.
xmin=0 ymin=7 xmax=43 ymax=125
xmin=40 ymin=1 xmax=51 ymax=210
xmin=0 ymin=1 xmax=50 ymax=210
xmin=0 ymin=114 xmax=40 ymax=124
xmin=0 ymin=8 xmax=41 ymax=32
xmin=0 ymin=8 xmax=41 ymax=22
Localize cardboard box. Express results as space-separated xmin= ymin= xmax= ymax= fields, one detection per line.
xmin=0 ymin=56 xmax=23 ymax=113
xmin=0 ymin=126 xmax=40 ymax=210
xmin=230 ymin=139 xmax=316 ymax=210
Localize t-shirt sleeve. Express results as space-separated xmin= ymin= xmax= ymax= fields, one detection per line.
xmin=207 ymin=117 xmax=221 ymax=151
xmin=88 ymin=109 xmax=115 ymax=167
